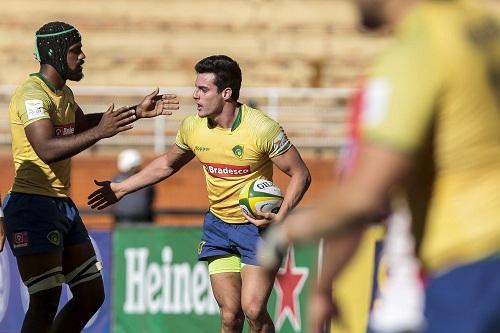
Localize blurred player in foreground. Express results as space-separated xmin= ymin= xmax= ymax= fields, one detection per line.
xmin=88 ymin=54 xmax=311 ymax=333
xmin=259 ymin=0 xmax=500 ymax=332
xmin=0 ymin=21 xmax=178 ymax=332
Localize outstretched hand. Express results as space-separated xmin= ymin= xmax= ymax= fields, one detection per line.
xmin=96 ymin=104 xmax=136 ymax=139
xmin=88 ymin=179 xmax=121 ymax=210
xmin=135 ymin=88 xmax=179 ymax=119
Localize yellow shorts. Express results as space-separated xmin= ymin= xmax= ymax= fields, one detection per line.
xmin=207 ymin=255 xmax=247 ymax=275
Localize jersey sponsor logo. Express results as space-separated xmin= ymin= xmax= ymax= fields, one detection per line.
xmin=54 ymin=123 xmax=75 ymax=137
xmin=203 ymin=163 xmax=251 ymax=177
xmin=195 ymin=146 xmax=210 ymax=152
xmin=25 ymin=99 xmax=45 ymax=120
xmin=232 ymin=145 xmax=244 ymax=158
xmin=12 ymin=231 xmax=28 ymax=249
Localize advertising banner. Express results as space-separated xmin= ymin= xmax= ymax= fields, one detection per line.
xmin=0 ymin=231 xmax=112 ymax=333
xmin=113 ymin=226 xmax=318 ymax=333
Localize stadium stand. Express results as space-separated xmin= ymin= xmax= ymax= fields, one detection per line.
xmin=0 ymin=0 xmax=391 ymax=88
xmin=0 ymin=0 xmax=497 ymax=228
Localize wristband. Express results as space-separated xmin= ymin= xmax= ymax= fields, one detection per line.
xmin=0 ymin=207 xmax=4 ymax=218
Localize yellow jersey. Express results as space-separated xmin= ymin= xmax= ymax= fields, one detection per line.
xmin=175 ymin=104 xmax=292 ymax=223
xmin=360 ymin=1 xmax=500 ymax=273
xmin=8 ymin=74 xmax=78 ymax=197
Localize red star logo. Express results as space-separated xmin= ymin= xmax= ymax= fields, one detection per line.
xmin=274 ymin=246 xmax=309 ymax=331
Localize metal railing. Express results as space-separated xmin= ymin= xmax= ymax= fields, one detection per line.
xmin=0 ymin=85 xmax=352 ymax=154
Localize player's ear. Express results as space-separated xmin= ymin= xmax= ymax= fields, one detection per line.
xmin=222 ymin=87 xmax=232 ymax=101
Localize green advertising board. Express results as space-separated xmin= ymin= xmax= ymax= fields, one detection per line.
xmin=113 ymin=226 xmax=318 ymax=333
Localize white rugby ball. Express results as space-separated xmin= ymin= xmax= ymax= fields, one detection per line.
xmin=239 ymin=179 xmax=283 ymax=219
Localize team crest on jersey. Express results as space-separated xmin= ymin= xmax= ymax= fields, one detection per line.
xmin=232 ymin=145 xmax=244 ymax=158
xmin=47 ymin=230 xmax=61 ymax=246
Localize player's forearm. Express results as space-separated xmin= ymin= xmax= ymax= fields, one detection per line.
xmin=277 ymin=169 xmax=311 ymax=219
xmin=35 ymin=128 xmax=102 ymax=164
xmin=75 ymin=113 xmax=104 ymax=133
xmin=316 ymin=233 xmax=363 ymax=293
xmin=284 ymin=181 xmax=379 ymax=244
xmin=114 ymin=155 xmax=173 ymax=195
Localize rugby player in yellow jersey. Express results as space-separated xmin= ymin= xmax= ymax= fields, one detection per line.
xmin=0 ymin=21 xmax=178 ymax=333
xmin=88 ymin=55 xmax=311 ymax=333
xmin=259 ymin=0 xmax=500 ymax=332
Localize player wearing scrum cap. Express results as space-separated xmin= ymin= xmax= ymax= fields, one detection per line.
xmin=0 ymin=21 xmax=179 ymax=332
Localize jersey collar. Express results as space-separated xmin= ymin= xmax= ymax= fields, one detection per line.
xmin=231 ymin=105 xmax=243 ymax=132
xmin=30 ymin=73 xmax=61 ymax=94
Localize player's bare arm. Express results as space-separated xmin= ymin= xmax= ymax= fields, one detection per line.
xmin=259 ymin=144 xmax=411 ymax=269
xmin=26 ymin=104 xmax=136 ymax=164
xmin=284 ymin=145 xmax=411 ymax=243
xmin=244 ymin=146 xmax=311 ymax=228
xmin=88 ymin=144 xmax=195 ymax=210
xmin=74 ymin=89 xmax=179 ymax=133
xmin=307 ymin=233 xmax=362 ymax=333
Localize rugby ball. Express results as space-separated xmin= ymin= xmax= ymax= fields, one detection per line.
xmin=239 ymin=179 xmax=283 ymax=219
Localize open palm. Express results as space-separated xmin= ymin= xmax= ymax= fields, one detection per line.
xmin=135 ymin=88 xmax=179 ymax=118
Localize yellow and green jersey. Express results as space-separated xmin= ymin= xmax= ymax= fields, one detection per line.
xmin=8 ymin=74 xmax=78 ymax=197
xmin=359 ymin=1 xmax=500 ymax=273
xmin=175 ymin=104 xmax=292 ymax=223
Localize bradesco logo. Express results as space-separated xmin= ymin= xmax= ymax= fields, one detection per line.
xmin=203 ymin=163 xmax=250 ymax=177
xmin=54 ymin=123 xmax=75 ymax=137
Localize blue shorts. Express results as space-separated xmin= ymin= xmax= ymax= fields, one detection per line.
xmin=3 ymin=192 xmax=90 ymax=257
xmin=197 ymin=211 xmax=264 ymax=265
xmin=424 ymin=254 xmax=500 ymax=333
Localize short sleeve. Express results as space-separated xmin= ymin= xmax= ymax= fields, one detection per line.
xmin=175 ymin=117 xmax=193 ymax=151
xmin=360 ymin=25 xmax=441 ymax=152
xmin=16 ymin=89 xmax=52 ymax=127
xmin=257 ymin=119 xmax=292 ymax=158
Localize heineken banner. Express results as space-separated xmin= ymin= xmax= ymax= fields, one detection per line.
xmin=0 ymin=231 xmax=112 ymax=333
xmin=113 ymin=226 xmax=318 ymax=333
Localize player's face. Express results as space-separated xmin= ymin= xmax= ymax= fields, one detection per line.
xmin=66 ymin=42 xmax=85 ymax=81
xmin=355 ymin=0 xmax=389 ymax=30
xmin=193 ymin=73 xmax=225 ymax=118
